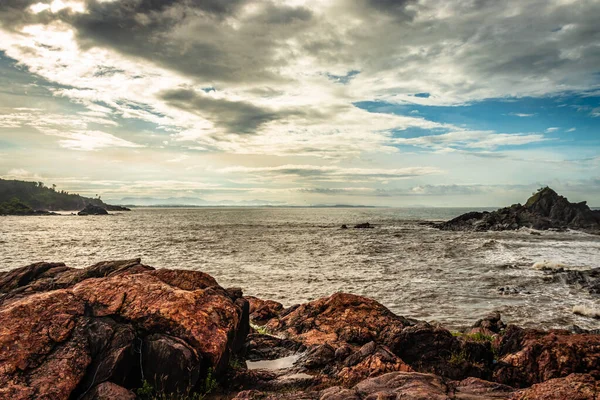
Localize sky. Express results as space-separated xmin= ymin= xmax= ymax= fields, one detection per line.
xmin=0 ymin=0 xmax=599 ymax=206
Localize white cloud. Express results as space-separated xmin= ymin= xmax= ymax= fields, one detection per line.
xmin=394 ymin=130 xmax=548 ymax=150
xmin=51 ymin=130 xmax=144 ymax=151
xmin=545 ymin=127 xmax=560 ymax=133
xmin=219 ymin=164 xmax=443 ymax=182
xmin=509 ymin=113 xmax=536 ymax=117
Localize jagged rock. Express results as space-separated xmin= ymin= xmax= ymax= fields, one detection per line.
xmin=337 ymin=342 xmax=413 ymax=384
xmin=78 ymin=204 xmax=109 ymax=215
xmin=0 ymin=260 xmax=249 ymax=399
xmin=439 ymin=187 xmax=600 ymax=233
xmin=141 ymin=334 xmax=201 ymax=394
xmin=469 ymin=311 xmax=506 ymax=336
xmin=548 ymin=267 xmax=600 ymax=295
xmin=509 ymin=373 xmax=600 ymax=400
xmin=245 ymin=334 xmax=305 ymax=361
xmin=298 ymin=344 xmax=336 ymax=369
xmin=493 ymin=325 xmax=600 ymax=387
xmin=246 ymin=296 xmax=284 ymax=322
xmin=266 ymin=292 xmax=412 ymax=348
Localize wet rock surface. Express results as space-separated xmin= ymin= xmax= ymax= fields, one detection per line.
xmin=439 ymin=187 xmax=600 ymax=233
xmin=1 ymin=259 xmax=599 ymax=399
xmin=547 ymin=267 xmax=600 ymax=295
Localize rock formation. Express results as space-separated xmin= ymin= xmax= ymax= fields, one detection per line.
xmin=439 ymin=187 xmax=600 ymax=233
xmin=1 ymin=259 xmax=599 ymax=399
xmin=0 ymin=259 xmax=249 ymax=399
xmin=78 ymin=204 xmax=110 ymax=215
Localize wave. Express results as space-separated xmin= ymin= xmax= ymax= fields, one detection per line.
xmin=573 ymin=305 xmax=600 ymax=319
xmin=532 ymin=261 xmax=566 ymax=271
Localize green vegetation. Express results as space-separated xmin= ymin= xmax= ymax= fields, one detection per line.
xmin=525 ymin=186 xmax=551 ymax=207
xmin=250 ymin=323 xmax=271 ymax=335
xmin=0 ymin=198 xmax=36 ymax=215
xmin=136 ymin=369 xmax=217 ymax=400
xmin=448 ymin=349 xmax=468 ymax=366
xmin=0 ymin=178 xmax=128 ymax=212
xmin=229 ymin=357 xmax=245 ymax=370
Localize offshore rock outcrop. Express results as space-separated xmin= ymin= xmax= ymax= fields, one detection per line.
xmin=439 ymin=187 xmax=600 ymax=233
xmin=1 ymin=260 xmax=599 ymax=399
xmin=78 ymin=204 xmax=110 ymax=215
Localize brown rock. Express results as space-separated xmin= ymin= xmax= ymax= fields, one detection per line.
xmin=337 ymin=342 xmax=413 ymax=384
xmin=266 ymin=292 xmax=411 ymax=348
xmin=509 ymin=373 xmax=600 ymax=400
xmin=246 ymin=295 xmax=284 ymax=322
xmin=81 ymin=382 xmax=135 ymax=400
xmin=354 ymin=371 xmax=450 ymax=399
xmin=452 ymin=377 xmax=515 ymax=399
xmin=493 ymin=325 xmax=600 ymax=387
xmin=150 ymin=268 xmax=219 ymax=291
xmin=141 ymin=334 xmax=201 ymax=394
xmin=0 ymin=261 xmax=249 ymax=399
xmin=245 ymin=333 xmax=305 ymax=361
xmin=0 ymin=290 xmax=89 ymax=400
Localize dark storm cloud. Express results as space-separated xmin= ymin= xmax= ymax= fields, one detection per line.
xmin=160 ymin=88 xmax=335 ymax=134
xmin=161 ymin=88 xmax=280 ymax=134
xmin=0 ymin=0 xmax=315 ymax=83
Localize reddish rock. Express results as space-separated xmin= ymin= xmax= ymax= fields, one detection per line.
xmin=81 ymin=382 xmax=135 ymax=400
xmin=246 ymin=295 xmax=284 ymax=322
xmin=468 ymin=311 xmax=506 ymax=336
xmin=266 ymin=292 xmax=411 ymax=348
xmin=452 ymin=377 xmax=515 ymax=399
xmin=354 ymin=371 xmax=450 ymax=399
xmin=150 ymin=268 xmax=219 ymax=291
xmin=71 ymin=272 xmax=244 ymax=372
xmin=245 ymin=333 xmax=305 ymax=361
xmin=510 ymin=373 xmax=600 ymax=400
xmin=0 ymin=290 xmax=89 ymax=400
xmin=493 ymin=325 xmax=600 ymax=387
xmin=0 ymin=260 xmax=249 ymax=400
xmin=337 ymin=342 xmax=413 ymax=384
xmin=141 ymin=334 xmax=201 ymax=394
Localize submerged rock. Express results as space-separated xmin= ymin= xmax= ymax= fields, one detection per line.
xmin=78 ymin=204 xmax=109 ymax=215
xmin=439 ymin=187 xmax=600 ymax=233
xmin=354 ymin=222 xmax=373 ymax=229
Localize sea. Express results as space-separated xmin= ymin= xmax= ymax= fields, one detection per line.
xmin=1 ymin=207 xmax=599 ymax=331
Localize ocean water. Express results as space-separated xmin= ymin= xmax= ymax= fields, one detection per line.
xmin=1 ymin=207 xmax=599 ymax=330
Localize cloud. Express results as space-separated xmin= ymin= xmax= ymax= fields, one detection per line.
xmin=509 ymin=113 xmax=536 ymax=117
xmin=394 ymin=130 xmax=548 ymax=150
xmin=566 ymin=127 xmax=576 ymax=132
xmin=219 ymin=164 xmax=443 ymax=182
xmin=51 ymin=130 xmax=144 ymax=151
xmin=545 ymin=127 xmax=560 ymax=133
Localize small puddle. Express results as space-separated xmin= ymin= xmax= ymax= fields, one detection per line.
xmin=246 ymin=353 xmax=302 ymax=370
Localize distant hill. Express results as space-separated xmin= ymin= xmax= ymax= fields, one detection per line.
xmin=0 ymin=179 xmax=129 ymax=212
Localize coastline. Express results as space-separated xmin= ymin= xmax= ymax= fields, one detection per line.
xmin=1 ymin=259 xmax=598 ymax=399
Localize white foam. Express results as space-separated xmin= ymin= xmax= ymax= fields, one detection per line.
xmin=573 ymin=305 xmax=600 ymax=319
xmin=532 ymin=261 xmax=566 ymax=270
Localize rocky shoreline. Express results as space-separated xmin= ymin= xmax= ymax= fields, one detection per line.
xmin=1 ymin=260 xmax=599 ymax=399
